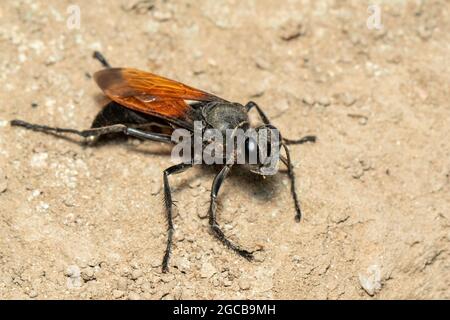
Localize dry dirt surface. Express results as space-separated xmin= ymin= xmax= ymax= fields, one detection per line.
xmin=1 ymin=0 xmax=449 ymax=300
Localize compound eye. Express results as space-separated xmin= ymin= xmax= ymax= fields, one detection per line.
xmin=246 ymin=137 xmax=257 ymax=154
xmin=244 ymin=137 xmax=259 ymax=164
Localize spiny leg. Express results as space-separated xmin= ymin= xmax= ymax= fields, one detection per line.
xmin=245 ymin=101 xmax=317 ymax=144
xmin=245 ymin=101 xmax=270 ymax=124
xmin=93 ymin=51 xmax=111 ymax=68
xmin=10 ymin=120 xmax=172 ymax=143
xmin=208 ymin=165 xmax=253 ymax=260
xmin=283 ymin=136 xmax=316 ymax=145
xmin=246 ymin=101 xmax=316 ymax=221
xmin=281 ymin=134 xmax=317 ymax=221
xmin=281 ymin=143 xmax=303 ymax=222
xmin=162 ymin=162 xmax=193 ymax=273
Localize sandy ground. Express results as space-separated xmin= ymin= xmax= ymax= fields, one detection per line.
xmin=0 ymin=0 xmax=449 ymax=300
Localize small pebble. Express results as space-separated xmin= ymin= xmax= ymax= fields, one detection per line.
xmin=128 ymin=292 xmax=141 ymax=300
xmin=175 ymin=231 xmax=185 ymax=242
xmin=150 ymin=183 xmax=161 ymax=195
xmin=358 ymin=117 xmax=368 ymax=126
xmin=36 ymin=201 xmax=49 ymax=212
xmin=197 ymin=206 xmax=208 ymax=219
xmin=131 ymin=269 xmax=143 ymax=280
xmin=223 ymin=278 xmax=233 ymax=287
xmin=360 ymin=159 xmax=373 ymax=171
xmin=192 ymin=60 xmax=206 ymax=75
xmin=359 ymin=265 xmax=382 ymax=296
xmin=253 ymin=251 xmax=265 ymax=263
xmin=62 ymin=199 xmax=76 ymax=207
xmin=141 ymin=282 xmax=153 ymax=293
xmin=88 ymin=258 xmax=99 ymax=267
xmin=173 ymin=287 xmax=183 ymax=300
xmin=348 ymin=114 xmax=368 ymax=126
xmin=318 ymin=96 xmax=331 ymax=107
xmin=160 ymin=273 xmax=175 ymax=283
xmin=153 ymin=10 xmax=172 ymax=22
xmin=189 ymin=179 xmax=201 ymax=189
xmin=117 ymin=277 xmax=128 ymax=291
xmin=238 ymin=279 xmax=250 ymax=290
xmin=112 ymin=289 xmax=125 ymax=299
xmin=275 ymin=99 xmax=290 ymax=113
xmin=201 ymin=262 xmax=217 ymax=279
xmin=75 ymin=258 xmax=88 ymax=269
xmin=81 ymin=267 xmax=95 ymax=282
xmin=279 ymin=19 xmax=307 ymax=41
xmin=342 ymin=93 xmax=357 ymax=106
xmin=65 ymin=265 xmax=80 ymax=278
xmin=150 ymin=258 xmax=161 ymax=268
xmin=65 ymin=265 xmax=82 ymax=288
xmin=254 ymin=57 xmax=271 ymax=70
xmin=30 ymin=152 xmax=48 ymax=168
xmin=175 ymin=256 xmax=191 ymax=272
xmin=131 ymin=139 xmax=141 ymax=146
xmin=121 ymin=266 xmax=131 ymax=277
xmin=302 ymin=95 xmax=315 ymax=106
xmin=417 ymin=25 xmax=432 ymax=40
xmin=212 ymin=277 xmax=221 ymax=287
xmin=351 ymin=165 xmax=364 ymax=179
xmin=249 ymin=88 xmax=265 ymax=99
xmin=386 ymin=54 xmax=402 ymax=64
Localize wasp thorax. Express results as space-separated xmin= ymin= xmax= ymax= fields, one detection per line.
xmin=203 ymin=102 xmax=249 ymax=134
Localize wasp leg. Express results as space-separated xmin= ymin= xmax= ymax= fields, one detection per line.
xmin=245 ymin=101 xmax=315 ymax=222
xmin=162 ymin=162 xmax=193 ymax=273
xmin=245 ymin=101 xmax=270 ymax=124
xmin=93 ymin=50 xmax=111 ymax=68
xmin=280 ymin=143 xmax=303 ymax=222
xmin=283 ymin=136 xmax=317 ymax=145
xmin=208 ymin=165 xmax=254 ymax=261
xmin=10 ymin=120 xmax=172 ymax=143
xmin=246 ymin=101 xmax=317 ymax=144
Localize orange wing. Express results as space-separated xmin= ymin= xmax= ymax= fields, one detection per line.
xmin=94 ymin=68 xmax=223 ymax=124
